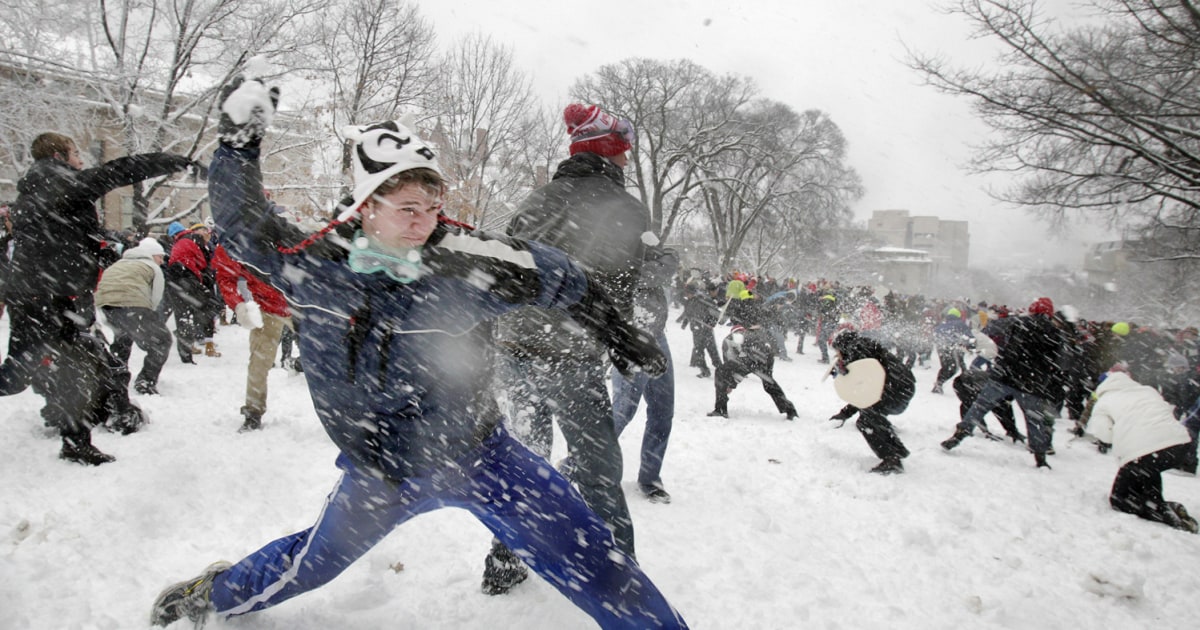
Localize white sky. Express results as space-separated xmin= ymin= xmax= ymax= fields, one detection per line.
xmin=420 ymin=0 xmax=1114 ymax=268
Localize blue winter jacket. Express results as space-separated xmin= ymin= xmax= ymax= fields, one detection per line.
xmin=209 ymin=144 xmax=592 ymax=481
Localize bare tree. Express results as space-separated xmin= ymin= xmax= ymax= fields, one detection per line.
xmin=571 ymin=58 xmax=758 ymax=241
xmin=306 ymin=0 xmax=435 ymax=195
xmin=0 ymin=0 xmax=324 ymax=230
xmin=423 ymin=33 xmax=539 ymax=230
xmin=907 ymin=0 xmax=1200 ymax=257
xmin=699 ymin=102 xmax=861 ymax=272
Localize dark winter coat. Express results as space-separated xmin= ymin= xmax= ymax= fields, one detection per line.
xmin=629 ymin=245 xmax=679 ymax=334
xmin=6 ymin=153 xmax=191 ymax=298
xmin=831 ymin=331 xmax=916 ymax=415
xmin=493 ymin=152 xmax=648 ymax=361
xmin=210 ymin=143 xmax=603 ymax=482
xmin=680 ymin=283 xmax=719 ymax=328
xmin=991 ymin=313 xmax=1068 ymax=403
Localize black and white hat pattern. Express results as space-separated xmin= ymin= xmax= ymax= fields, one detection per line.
xmin=337 ymin=119 xmax=442 ymax=222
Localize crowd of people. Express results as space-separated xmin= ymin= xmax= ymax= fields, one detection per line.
xmin=676 ymin=270 xmax=1200 ymax=529
xmin=1 ymin=70 xmax=1198 ymax=629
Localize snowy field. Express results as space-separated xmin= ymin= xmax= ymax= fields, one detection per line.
xmin=2 ymin=306 xmax=1199 ymax=629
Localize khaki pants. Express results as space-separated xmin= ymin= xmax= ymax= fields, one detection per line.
xmin=244 ymin=312 xmax=293 ymax=416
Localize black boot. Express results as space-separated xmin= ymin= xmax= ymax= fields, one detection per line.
xmin=870 ymin=457 xmax=904 ymax=475
xmin=238 ymin=407 xmax=263 ymax=433
xmin=481 ymin=540 xmax=528 ymax=595
xmin=60 ymin=434 xmax=115 ymax=466
xmin=707 ymin=408 xmax=728 ymax=418
xmin=941 ymin=427 xmax=971 ymax=451
xmin=1034 ymin=452 xmax=1052 ymax=469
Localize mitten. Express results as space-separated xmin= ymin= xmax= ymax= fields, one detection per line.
xmin=218 ymin=75 xmax=280 ymax=148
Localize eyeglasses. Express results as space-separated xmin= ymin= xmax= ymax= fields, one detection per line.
xmin=348 ymin=248 xmax=424 ymax=284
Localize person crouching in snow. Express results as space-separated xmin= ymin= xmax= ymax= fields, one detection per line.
xmin=827 ymin=330 xmax=915 ymax=474
xmin=1082 ymin=369 xmax=1197 ymax=533
xmin=150 ymin=73 xmax=687 ymax=629
xmin=707 ymin=293 xmax=798 ymax=419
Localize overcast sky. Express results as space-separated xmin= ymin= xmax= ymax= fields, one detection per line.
xmin=420 ymin=0 xmax=1111 ymax=269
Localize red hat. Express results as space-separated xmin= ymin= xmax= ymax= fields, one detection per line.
xmin=1028 ymin=297 xmax=1054 ymax=316
xmin=564 ymin=104 xmax=634 ymax=157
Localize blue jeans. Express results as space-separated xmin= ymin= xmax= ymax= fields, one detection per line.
xmin=958 ymin=380 xmax=1055 ymax=453
xmin=210 ymin=427 xmax=687 ymax=629
xmin=611 ymin=331 xmax=675 ymax=490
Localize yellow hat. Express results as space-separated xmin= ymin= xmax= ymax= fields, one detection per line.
xmin=1111 ymin=322 xmax=1130 ymax=336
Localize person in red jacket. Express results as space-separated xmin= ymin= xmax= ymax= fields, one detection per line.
xmin=211 ymin=243 xmax=293 ymax=431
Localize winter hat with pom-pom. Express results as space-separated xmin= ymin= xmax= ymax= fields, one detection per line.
xmin=563 ymin=104 xmax=634 ymax=157
xmin=1028 ymin=297 xmax=1054 ymax=316
xmin=336 ymin=118 xmax=443 ymax=222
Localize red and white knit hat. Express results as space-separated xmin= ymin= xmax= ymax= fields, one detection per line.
xmin=563 ymin=104 xmax=634 ymax=157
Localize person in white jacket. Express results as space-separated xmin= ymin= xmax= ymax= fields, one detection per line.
xmin=1086 ymin=369 xmax=1197 ymax=533
xmin=95 ymin=237 xmax=170 ymax=395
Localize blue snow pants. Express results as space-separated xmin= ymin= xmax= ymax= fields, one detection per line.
xmin=209 ymin=426 xmax=687 ymax=629
xmin=611 ymin=331 xmax=675 ymax=491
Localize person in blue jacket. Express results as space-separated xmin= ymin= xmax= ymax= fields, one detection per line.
xmin=150 ymin=75 xmax=687 ymax=630
xmin=931 ymin=307 xmax=972 ymax=394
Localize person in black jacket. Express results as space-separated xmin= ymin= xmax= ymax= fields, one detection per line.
xmin=486 ymin=103 xmax=648 ymax=594
xmin=941 ymin=297 xmax=1068 ymax=468
xmin=827 ymin=330 xmax=915 ymax=474
xmin=707 ymin=296 xmax=798 ymax=420
xmin=679 ymin=276 xmax=721 ymax=377
xmin=0 ymin=132 xmax=195 ymax=465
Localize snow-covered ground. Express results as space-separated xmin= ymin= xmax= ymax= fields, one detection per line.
xmin=3 ymin=307 xmax=1199 ymax=629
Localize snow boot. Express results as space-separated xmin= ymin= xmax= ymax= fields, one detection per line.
xmin=941 ymin=427 xmax=971 ymax=451
xmin=870 ymin=457 xmax=904 ymax=475
xmin=707 ymin=408 xmax=728 ymax=418
xmin=204 ymin=342 xmax=221 ymax=358
xmin=640 ymin=484 xmax=672 ymax=504
xmin=1034 ymin=452 xmax=1052 ymax=469
xmin=60 ymin=435 xmax=115 ymax=466
xmin=238 ymin=408 xmax=263 ymax=433
xmin=108 ymin=405 xmax=147 ymax=436
xmin=480 ymin=541 xmax=528 ymax=596
xmin=134 ymin=380 xmax=159 ymax=396
xmin=1166 ymin=502 xmax=1199 ymax=533
xmin=150 ymin=561 xmax=231 ymax=627
xmin=931 ymin=383 xmax=944 ymax=394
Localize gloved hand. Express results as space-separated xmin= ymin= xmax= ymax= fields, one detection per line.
xmin=1097 ymin=441 xmax=1112 ymax=454
xmin=187 ymin=160 xmax=208 ymax=182
xmin=218 ymin=74 xmax=279 ymax=148
xmin=608 ymin=328 xmax=667 ymax=378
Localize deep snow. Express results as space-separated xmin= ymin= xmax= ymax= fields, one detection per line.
xmin=3 ymin=308 xmax=1199 ymax=629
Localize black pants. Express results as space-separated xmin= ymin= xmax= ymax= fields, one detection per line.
xmin=103 ymin=306 xmax=171 ymax=387
xmin=714 ymin=357 xmax=793 ymax=415
xmin=167 ymin=273 xmax=206 ymax=359
xmin=935 ymin=346 xmax=965 ymax=387
xmin=0 ymin=294 xmax=105 ymax=439
xmin=689 ymin=323 xmax=720 ymax=371
xmin=1111 ymin=442 xmax=1192 ymax=523
xmin=857 ymin=408 xmax=909 ymax=460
